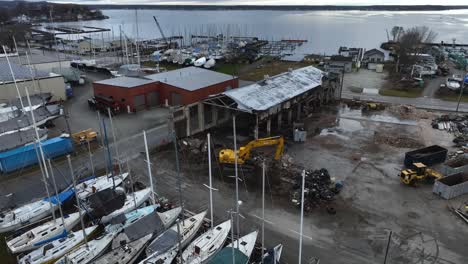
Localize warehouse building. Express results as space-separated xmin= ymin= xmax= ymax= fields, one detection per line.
xmin=0 ymin=62 xmax=67 ymax=102
xmin=93 ymin=66 xmax=238 ymax=112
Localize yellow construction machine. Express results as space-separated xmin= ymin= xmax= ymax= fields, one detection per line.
xmin=219 ymin=136 xmax=284 ymax=165
xmin=399 ymin=162 xmax=443 ymax=185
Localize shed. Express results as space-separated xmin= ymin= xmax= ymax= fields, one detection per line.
xmin=145 ymin=66 xmax=238 ymax=106
xmin=0 ymin=62 xmax=67 ymax=101
xmin=93 ymin=77 xmax=158 ymax=112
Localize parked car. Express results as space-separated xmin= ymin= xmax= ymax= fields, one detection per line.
xmin=446 ymin=78 xmax=461 ymax=91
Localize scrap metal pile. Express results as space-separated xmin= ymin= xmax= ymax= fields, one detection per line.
xmin=432 ymin=114 xmax=468 ymax=146
xmin=290 ymin=168 xmax=340 ymax=211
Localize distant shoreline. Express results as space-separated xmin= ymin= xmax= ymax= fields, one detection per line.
xmin=86 ymin=5 xmax=468 ymax=11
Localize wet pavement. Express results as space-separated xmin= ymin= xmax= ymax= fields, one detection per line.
xmin=1 ymin=104 xmax=468 ymax=264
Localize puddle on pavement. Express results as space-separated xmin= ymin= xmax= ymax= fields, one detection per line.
xmin=311 ymin=105 xmax=417 ymax=140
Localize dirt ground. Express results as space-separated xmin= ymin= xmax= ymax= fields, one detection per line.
xmin=125 ymin=104 xmax=467 ymax=264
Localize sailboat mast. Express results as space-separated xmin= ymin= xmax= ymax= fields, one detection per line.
xmin=135 ymin=9 xmax=141 ymax=66
xmin=207 ymin=133 xmax=213 ymax=228
xmin=232 ymin=115 xmax=240 ymax=249
xmin=143 ymin=130 xmax=156 ymax=204
xmin=67 ymin=155 xmax=88 ymax=248
xmin=107 ymin=108 xmax=122 ymax=176
xmin=2 ymin=45 xmax=25 ymax=109
xmin=173 ymin=131 xmax=184 ymax=222
xmin=25 ymin=88 xmax=55 ymax=220
xmin=87 ymin=140 xmax=95 ymax=176
xmin=48 ymin=159 xmax=65 ymax=227
xmin=102 ymin=114 xmax=115 ymax=188
xmin=298 ymin=170 xmax=306 ymax=264
xmin=262 ymin=161 xmax=265 ymax=264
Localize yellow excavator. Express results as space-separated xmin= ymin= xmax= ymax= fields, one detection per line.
xmin=400 ymin=162 xmax=443 ymax=185
xmin=219 ymin=136 xmax=284 ymax=165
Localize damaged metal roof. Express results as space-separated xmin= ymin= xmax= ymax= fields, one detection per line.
xmin=223 ymin=66 xmax=323 ymax=113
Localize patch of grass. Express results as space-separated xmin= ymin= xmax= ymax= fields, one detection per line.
xmin=213 ymin=63 xmax=244 ymax=76
xmin=379 ymin=88 xmax=422 ymax=98
xmin=439 ymin=94 xmax=468 ymax=103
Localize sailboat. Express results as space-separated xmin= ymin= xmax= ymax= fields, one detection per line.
xmin=207 ymin=231 xmax=258 ymax=264
xmin=203 ymin=58 xmax=216 ymax=69
xmin=74 ymin=172 xmax=129 ymax=200
xmin=261 ymin=244 xmax=283 ymax=264
xmin=94 ymin=233 xmax=153 ymax=264
xmin=194 ymin=57 xmax=207 ymax=67
xmin=55 ymin=228 xmax=119 ymax=264
xmin=17 ymin=225 xmax=98 ymax=264
xmin=100 ymin=188 xmax=152 ymax=224
xmin=139 ymin=211 xmax=207 ymax=264
xmin=6 ymin=211 xmax=81 ymax=254
xmin=181 ymin=220 xmax=231 ymax=264
xmin=0 ymin=188 xmax=74 ymax=233
xmin=95 ymin=207 xmax=181 ymax=264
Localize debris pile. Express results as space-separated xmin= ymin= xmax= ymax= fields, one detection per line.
xmin=388 ymin=105 xmax=433 ymax=119
xmin=179 ymin=138 xmax=207 ymax=162
xmin=374 ymin=132 xmax=423 ymax=148
xmin=290 ymin=168 xmax=340 ymax=211
xmin=432 ymin=115 xmax=468 ymax=147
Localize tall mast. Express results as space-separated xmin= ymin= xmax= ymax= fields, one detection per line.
xmin=25 ymin=88 xmax=55 ymax=220
xmin=262 ymin=161 xmax=265 ymax=264
xmin=173 ymin=131 xmax=184 ymax=223
xmin=135 ymin=9 xmax=141 ymax=66
xmin=143 ymin=130 xmax=156 ymax=204
xmin=2 ymin=45 xmax=25 ymax=109
xmin=298 ymin=170 xmax=306 ymax=264
xmin=48 ymin=159 xmax=65 ymax=227
xmin=207 ymin=133 xmax=214 ymax=228
xmin=107 ymin=108 xmax=122 ymax=176
xmin=233 ymin=115 xmax=240 ymax=249
xmin=68 ymin=155 xmax=88 ymax=248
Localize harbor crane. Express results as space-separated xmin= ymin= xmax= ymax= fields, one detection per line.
xmin=153 ymin=16 xmax=168 ymax=46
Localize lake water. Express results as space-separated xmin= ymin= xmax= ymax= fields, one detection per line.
xmin=50 ymin=9 xmax=468 ymax=54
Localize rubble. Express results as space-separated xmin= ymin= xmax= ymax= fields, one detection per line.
xmin=432 ymin=115 xmax=468 ymax=147
xmin=387 ymin=104 xmax=433 ymax=119
xmin=290 ymin=168 xmax=341 ymax=211
xmin=374 ymin=132 xmax=423 ymax=148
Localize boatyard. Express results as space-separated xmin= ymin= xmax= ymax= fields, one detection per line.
xmin=1 ymin=2 xmax=468 ymax=264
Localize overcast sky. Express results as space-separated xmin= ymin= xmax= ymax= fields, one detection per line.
xmin=46 ymin=0 xmax=468 ymax=5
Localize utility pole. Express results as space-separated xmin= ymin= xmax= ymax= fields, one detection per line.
xmin=298 ymin=170 xmax=306 ymax=264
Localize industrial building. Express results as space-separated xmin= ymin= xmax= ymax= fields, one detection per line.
xmin=93 ymin=66 xmax=238 ymax=112
xmin=0 ymin=62 xmax=67 ymax=101
xmin=171 ymin=66 xmax=338 ymax=137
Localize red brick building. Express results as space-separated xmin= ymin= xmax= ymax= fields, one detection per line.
xmin=93 ymin=67 xmax=239 ymax=112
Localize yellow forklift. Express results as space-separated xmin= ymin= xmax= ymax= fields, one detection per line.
xmin=400 ymin=162 xmax=443 ymax=186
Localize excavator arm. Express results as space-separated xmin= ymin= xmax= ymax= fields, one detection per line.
xmin=219 ymin=136 xmax=284 ymax=165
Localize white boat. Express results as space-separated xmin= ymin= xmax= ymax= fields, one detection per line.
xmin=55 ymin=229 xmax=118 ymax=264
xmin=194 ymin=57 xmax=206 ymax=67
xmin=100 ymin=188 xmax=151 ymax=224
xmin=203 ymin=58 xmax=216 ymax=69
xmin=262 ymin=244 xmax=283 ymax=264
xmin=182 ymin=220 xmax=231 ymax=264
xmin=207 ymin=231 xmax=258 ymax=264
xmin=75 ymin=172 xmax=129 ymax=200
xmin=139 ymin=211 xmax=207 ymax=264
xmin=18 ymin=225 xmax=98 ymax=264
xmin=0 ymin=188 xmax=74 ymax=233
xmin=94 ymin=233 xmax=153 ymax=264
xmin=109 ymin=206 xmax=182 ymax=249
xmin=6 ymin=211 xmax=81 ymax=254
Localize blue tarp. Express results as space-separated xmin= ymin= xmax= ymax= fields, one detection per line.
xmin=0 ymin=137 xmax=74 ymax=173
xmin=44 ymin=189 xmax=75 ymax=205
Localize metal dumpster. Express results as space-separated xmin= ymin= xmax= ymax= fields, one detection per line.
xmin=404 ymin=145 xmax=448 ymax=167
xmin=433 ymin=172 xmax=468 ymax=199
